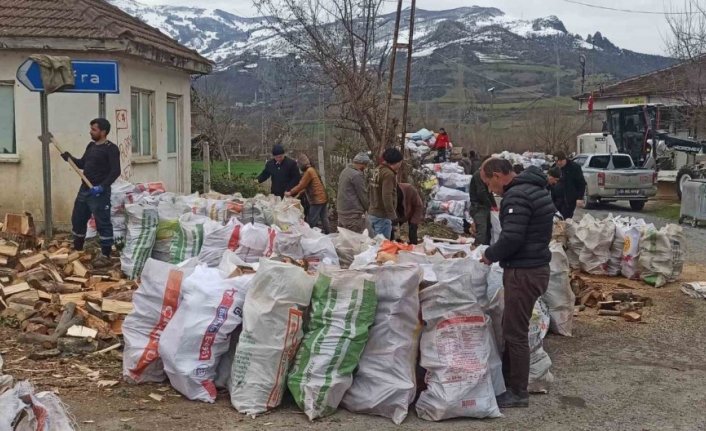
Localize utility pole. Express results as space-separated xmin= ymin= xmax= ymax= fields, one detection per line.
xmin=381 ymin=0 xmax=416 ymax=156
xmin=555 ymin=37 xmax=561 ymax=98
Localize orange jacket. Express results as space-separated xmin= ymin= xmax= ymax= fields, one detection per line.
xmin=290 ymin=167 xmax=328 ymax=205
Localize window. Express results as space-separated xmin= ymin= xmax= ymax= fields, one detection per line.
xmin=131 ymin=89 xmax=153 ymax=156
xmin=166 ymin=96 xmax=180 ymax=154
xmin=611 ymin=155 xmax=633 ymax=169
xmin=0 ymin=82 xmax=15 ymax=155
xmin=588 ymin=156 xmax=610 ymax=169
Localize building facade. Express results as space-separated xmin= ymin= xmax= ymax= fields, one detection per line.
xmin=0 ymin=0 xmax=212 ymax=227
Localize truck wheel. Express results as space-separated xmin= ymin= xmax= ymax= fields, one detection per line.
xmin=629 ymin=200 xmax=646 ymax=211
xmin=677 ymin=167 xmax=697 ymax=200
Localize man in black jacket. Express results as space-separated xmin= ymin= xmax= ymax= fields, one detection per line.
xmin=554 ymin=151 xmax=586 ymax=219
xmin=60 ymin=118 xmax=121 ymax=267
xmin=257 ymin=145 xmax=301 ymax=198
xmin=480 ymin=158 xmax=556 ymax=408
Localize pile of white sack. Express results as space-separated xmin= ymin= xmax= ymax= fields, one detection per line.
xmin=0 ymin=354 xmax=76 ymax=430
xmin=404 ymin=128 xmax=453 ymax=159
xmin=120 ymin=222 xmax=570 ymax=423
xmin=566 ymin=214 xmax=685 ymax=287
xmin=492 ymin=151 xmax=551 ymax=170
xmin=113 ymin=179 xmax=308 ymax=279
xmin=422 ymin=162 xmax=472 ymax=234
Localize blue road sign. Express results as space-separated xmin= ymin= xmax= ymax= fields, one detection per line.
xmin=16 ymin=59 xmax=120 ymax=94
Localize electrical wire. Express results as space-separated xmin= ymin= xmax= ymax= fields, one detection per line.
xmin=561 ymin=0 xmax=694 ymax=15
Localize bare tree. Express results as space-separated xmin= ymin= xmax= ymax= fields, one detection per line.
xmin=253 ymin=0 xmax=393 ymax=152
xmin=524 ymin=107 xmax=587 ymax=155
xmin=665 ymin=0 xmax=706 ymax=136
xmin=192 ymin=82 xmax=244 ymax=161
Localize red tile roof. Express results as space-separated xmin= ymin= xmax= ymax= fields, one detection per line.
xmin=0 ymin=0 xmax=212 ymax=73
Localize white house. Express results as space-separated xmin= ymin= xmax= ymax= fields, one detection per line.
xmin=0 ymin=0 xmax=212 ymax=227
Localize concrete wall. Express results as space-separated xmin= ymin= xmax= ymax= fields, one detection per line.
xmin=0 ymin=51 xmax=193 ymax=229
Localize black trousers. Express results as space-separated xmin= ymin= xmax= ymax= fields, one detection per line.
xmin=71 ymin=190 xmax=113 ymax=255
xmin=502 ymin=265 xmax=550 ymax=395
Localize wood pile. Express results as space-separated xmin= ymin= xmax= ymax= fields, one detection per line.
xmin=571 ymin=272 xmax=652 ymax=323
xmin=0 ymin=213 xmax=134 ymax=358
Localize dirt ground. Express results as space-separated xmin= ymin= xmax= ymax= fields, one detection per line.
xmin=2 ymin=202 xmax=705 ymax=430
xmin=2 ymin=260 xmax=705 ymax=431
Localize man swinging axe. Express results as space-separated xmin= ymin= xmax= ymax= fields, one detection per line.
xmin=58 ymin=118 xmax=121 ymax=267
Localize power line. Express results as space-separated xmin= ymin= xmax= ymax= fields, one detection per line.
xmin=561 ymin=0 xmax=694 ymax=15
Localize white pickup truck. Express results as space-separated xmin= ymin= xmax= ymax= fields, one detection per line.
xmin=572 ymin=153 xmax=657 ymax=211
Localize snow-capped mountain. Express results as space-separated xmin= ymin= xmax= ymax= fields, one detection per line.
xmin=109 ymin=0 xmax=674 ymax=105
xmin=111 ymin=1 xmax=586 ymax=66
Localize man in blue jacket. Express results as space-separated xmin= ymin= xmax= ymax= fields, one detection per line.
xmin=480 ymin=158 xmax=556 ymax=408
xmin=60 ymin=118 xmax=121 ymax=267
xmin=257 ymin=144 xmax=301 ymax=198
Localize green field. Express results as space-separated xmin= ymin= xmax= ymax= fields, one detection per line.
xmin=192 ymin=160 xmax=264 ymax=177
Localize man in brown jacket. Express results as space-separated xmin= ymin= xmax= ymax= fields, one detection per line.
xmin=286 ymin=154 xmax=331 ymax=234
xmin=369 ymin=148 xmax=403 ymax=239
xmin=394 ymin=183 xmax=424 ymax=244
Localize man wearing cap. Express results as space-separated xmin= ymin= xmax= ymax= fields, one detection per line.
xmin=337 ymin=152 xmax=371 ymax=233
xmin=257 ymin=144 xmax=301 ymax=198
xmin=369 ymin=148 xmax=403 ymax=239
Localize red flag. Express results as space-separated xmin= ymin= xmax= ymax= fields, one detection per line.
xmin=587 ymin=93 xmax=594 ymax=114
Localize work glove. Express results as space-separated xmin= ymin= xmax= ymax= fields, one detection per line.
xmin=61 ymin=152 xmax=72 ymax=162
xmin=89 ymin=185 xmax=104 ymax=197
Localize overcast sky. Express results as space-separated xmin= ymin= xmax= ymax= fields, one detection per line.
xmin=140 ymin=0 xmax=678 ymax=55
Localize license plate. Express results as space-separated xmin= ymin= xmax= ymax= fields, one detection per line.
xmin=616 ymin=189 xmax=641 ymax=196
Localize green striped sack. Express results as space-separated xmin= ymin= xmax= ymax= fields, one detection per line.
xmin=287 ymin=269 xmax=377 ymax=421
xmin=169 ymin=213 xmax=220 ymax=264
xmin=121 ymin=204 xmax=159 ymax=280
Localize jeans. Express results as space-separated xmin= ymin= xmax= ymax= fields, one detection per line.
xmin=502 ymin=265 xmax=550 ymax=395
xmin=369 ymin=215 xmax=392 ymax=239
xmin=308 ymin=203 xmax=331 ymax=234
xmin=71 ymin=189 xmax=113 ymax=256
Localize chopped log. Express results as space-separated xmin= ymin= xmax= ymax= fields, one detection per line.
xmin=598 ymin=300 xmax=621 ymax=310
xmin=65 ymin=277 xmax=89 ymax=287
xmin=73 ymin=261 xmax=88 ymax=278
xmin=0 ymin=243 xmax=18 ymax=257
xmin=598 ymin=309 xmax=622 ymax=316
xmin=93 ymin=281 xmax=122 ymax=295
xmin=66 ymin=325 xmax=98 ymax=339
xmin=41 ymin=265 xmax=64 ymax=283
xmin=102 ymin=299 xmax=133 ymax=315
xmin=60 ymin=283 xmax=83 ymax=293
xmin=0 ymin=256 xmax=8 ymax=266
xmin=59 ymin=291 xmax=101 ymax=306
xmin=67 ymin=251 xmax=81 ymax=263
xmin=19 ymin=254 xmax=46 ymax=270
xmin=35 ymin=290 xmax=52 ymax=301
xmin=75 ymin=307 xmax=113 ymax=338
xmin=6 ymin=290 xmax=39 ymax=306
xmin=1 ymin=282 xmax=31 ymax=297
xmin=49 ymin=254 xmax=69 ymax=266
xmin=105 ymin=290 xmax=133 ymax=303
xmin=62 ymin=264 xmax=74 ymax=277
xmin=110 ymin=317 xmax=124 ymax=335
xmin=2 ymin=213 xmax=34 ymax=235
xmin=623 ymin=311 xmax=642 ymax=322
